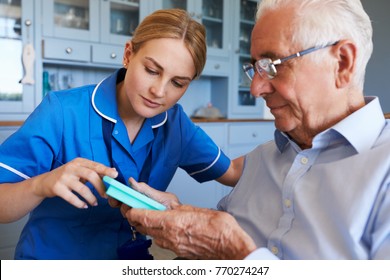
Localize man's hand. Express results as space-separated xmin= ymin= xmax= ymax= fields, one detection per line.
xmin=124 ymin=205 xmax=257 ymax=260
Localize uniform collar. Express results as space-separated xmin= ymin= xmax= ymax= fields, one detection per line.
xmin=91 ymin=68 xmax=168 ymax=129
xmin=275 ymin=97 xmax=386 ymax=153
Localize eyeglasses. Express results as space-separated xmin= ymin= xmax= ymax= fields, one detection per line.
xmin=243 ymin=41 xmax=338 ymax=80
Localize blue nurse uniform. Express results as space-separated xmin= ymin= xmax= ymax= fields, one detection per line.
xmin=0 ymin=68 xmax=230 ymax=259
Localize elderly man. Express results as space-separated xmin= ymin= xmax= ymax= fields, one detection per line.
xmin=120 ymin=0 xmax=390 ymax=259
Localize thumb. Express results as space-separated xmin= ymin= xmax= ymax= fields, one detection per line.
xmin=129 ymin=177 xmax=180 ymax=209
xmin=129 ymin=177 xmax=154 ymax=196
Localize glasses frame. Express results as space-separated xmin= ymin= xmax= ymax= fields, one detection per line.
xmin=243 ymin=41 xmax=339 ymax=81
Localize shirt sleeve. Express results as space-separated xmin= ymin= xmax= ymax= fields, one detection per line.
xmin=174 ymin=105 xmax=231 ymax=183
xmin=0 ymin=93 xmax=63 ymax=182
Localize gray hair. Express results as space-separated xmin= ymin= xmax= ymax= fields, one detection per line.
xmin=256 ymin=0 xmax=373 ymax=89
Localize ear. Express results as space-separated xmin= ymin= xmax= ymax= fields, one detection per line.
xmin=333 ymin=40 xmax=357 ymax=88
xmin=122 ymin=41 xmax=134 ymax=67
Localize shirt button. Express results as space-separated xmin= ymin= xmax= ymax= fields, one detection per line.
xmin=271 ymin=246 xmax=279 ymax=255
xmin=301 ymin=157 xmax=309 ymax=164
xmin=284 ymin=199 xmax=291 ymax=208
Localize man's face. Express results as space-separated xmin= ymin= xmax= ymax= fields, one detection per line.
xmin=250 ymin=7 xmax=340 ymax=140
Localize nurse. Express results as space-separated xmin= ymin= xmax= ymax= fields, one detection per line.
xmin=0 ymin=9 xmax=244 ymax=259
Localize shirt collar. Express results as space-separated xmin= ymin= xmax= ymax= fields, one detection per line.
xmin=275 ymin=97 xmax=386 ymax=153
xmin=91 ymin=68 xmax=168 ymax=128
xmin=329 ymin=96 xmax=385 ymax=153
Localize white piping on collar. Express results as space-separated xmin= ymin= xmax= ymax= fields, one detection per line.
xmin=0 ymin=162 xmax=30 ymax=180
xmin=152 ymin=111 xmax=168 ymax=129
xmin=188 ymin=147 xmax=221 ymax=176
xmin=91 ymin=76 xmax=168 ymax=128
xmin=91 ymin=78 xmax=117 ymax=124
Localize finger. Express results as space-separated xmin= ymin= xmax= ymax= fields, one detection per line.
xmin=69 ymin=161 xmax=113 ymax=199
xmin=74 ymin=158 xmax=118 ymax=178
xmin=107 ymin=196 xmax=122 ymax=208
xmin=129 ymin=177 xmax=151 ymax=195
xmin=129 ymin=177 xmax=179 ymax=208
xmin=120 ymin=203 xmax=131 ymax=217
xmin=68 ymin=179 xmax=98 ymax=207
xmin=57 ymin=181 xmax=91 ymax=209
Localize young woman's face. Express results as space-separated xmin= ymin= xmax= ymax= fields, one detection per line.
xmin=121 ymin=38 xmax=196 ymax=118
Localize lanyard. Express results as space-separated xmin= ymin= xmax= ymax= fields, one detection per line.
xmin=102 ymin=118 xmax=152 ymax=186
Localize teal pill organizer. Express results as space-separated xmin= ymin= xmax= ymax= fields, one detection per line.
xmin=103 ymin=176 xmax=166 ymax=211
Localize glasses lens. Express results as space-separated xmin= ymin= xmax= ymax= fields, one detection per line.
xmin=242 ymin=63 xmax=255 ymax=81
xmin=256 ymin=58 xmax=276 ymax=79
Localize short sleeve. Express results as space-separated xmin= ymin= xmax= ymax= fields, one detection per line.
xmin=0 ymin=93 xmax=64 ymax=182
xmin=174 ymin=107 xmax=230 ymax=182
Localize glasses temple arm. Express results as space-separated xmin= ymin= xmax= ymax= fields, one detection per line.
xmin=276 ymin=41 xmax=339 ymax=65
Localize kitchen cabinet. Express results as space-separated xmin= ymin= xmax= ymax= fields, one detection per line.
xmin=0 ymin=0 xmax=36 ymax=120
xmin=154 ymin=0 xmax=231 ymax=58
xmin=150 ymin=0 xmax=233 ymax=119
xmin=230 ymin=0 xmax=266 ymax=119
xmin=39 ymin=0 xmax=150 ymax=107
xmin=100 ymin=0 xmax=150 ymax=46
xmin=167 ymin=121 xmax=275 ymax=209
xmin=0 ymin=126 xmax=27 ymax=260
xmin=0 ymin=0 xmax=270 ymax=120
xmin=42 ymin=0 xmax=149 ymax=45
xmin=42 ymin=0 xmax=99 ymax=42
xmin=41 ymin=0 xmax=149 ymax=66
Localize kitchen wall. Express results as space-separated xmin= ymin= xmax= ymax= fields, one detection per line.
xmin=362 ymin=0 xmax=390 ymax=113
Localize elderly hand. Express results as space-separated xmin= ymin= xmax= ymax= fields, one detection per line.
xmin=124 ymin=204 xmax=257 ymax=260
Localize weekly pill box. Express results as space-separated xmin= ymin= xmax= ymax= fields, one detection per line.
xmin=103 ymin=176 xmax=166 ymax=211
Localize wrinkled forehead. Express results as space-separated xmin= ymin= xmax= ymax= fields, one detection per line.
xmin=251 ymin=6 xmax=298 ymax=58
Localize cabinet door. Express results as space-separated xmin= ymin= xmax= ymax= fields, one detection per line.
xmin=198 ymin=0 xmax=231 ymax=58
xmin=230 ymin=0 xmax=266 ymax=118
xmin=155 ymin=0 xmax=231 ymax=57
xmin=166 ymin=123 xmax=232 ymax=209
xmin=100 ymin=0 xmax=150 ymax=46
xmin=42 ymin=0 xmax=99 ymax=42
xmin=0 ymin=0 xmax=35 ymax=119
xmin=227 ymin=121 xmax=275 ymax=158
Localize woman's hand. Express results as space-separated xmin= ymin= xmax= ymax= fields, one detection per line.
xmin=32 ymin=157 xmax=118 ymax=209
xmin=108 ymin=177 xmax=181 ymax=210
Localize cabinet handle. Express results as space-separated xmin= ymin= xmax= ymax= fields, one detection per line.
xmin=65 ymin=47 xmax=73 ymax=54
xmin=24 ymin=19 xmax=32 ymax=26
xmin=110 ymin=52 xmax=117 ymax=59
xmin=252 ymin=132 xmax=258 ymax=138
xmin=214 ymin=64 xmax=220 ymax=70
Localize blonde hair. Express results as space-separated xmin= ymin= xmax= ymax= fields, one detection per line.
xmin=131 ymin=9 xmax=207 ymax=79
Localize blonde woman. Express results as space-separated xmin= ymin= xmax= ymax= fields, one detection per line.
xmin=0 ymin=9 xmax=244 ymax=260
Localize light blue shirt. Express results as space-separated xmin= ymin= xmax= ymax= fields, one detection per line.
xmin=219 ymin=97 xmax=390 ymax=259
